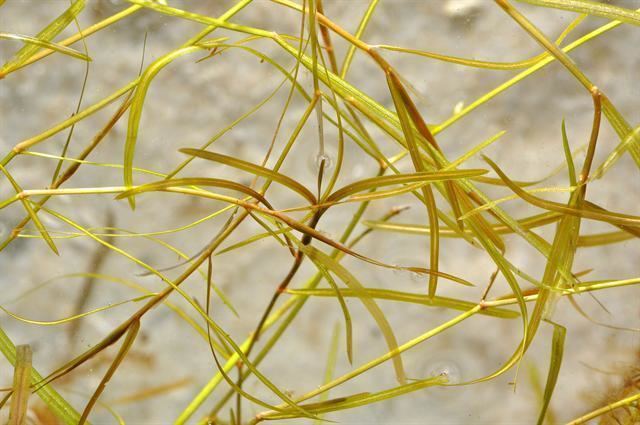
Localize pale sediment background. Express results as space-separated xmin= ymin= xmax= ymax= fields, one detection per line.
xmin=0 ymin=1 xmax=638 ymax=424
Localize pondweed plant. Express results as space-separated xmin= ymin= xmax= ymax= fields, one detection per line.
xmin=0 ymin=0 xmax=638 ymax=423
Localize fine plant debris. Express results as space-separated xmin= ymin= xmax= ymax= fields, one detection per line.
xmin=0 ymin=0 xmax=638 ymax=424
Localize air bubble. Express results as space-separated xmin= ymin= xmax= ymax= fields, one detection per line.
xmin=389 ymin=259 xmax=405 ymax=276
xmin=309 ymin=152 xmax=333 ymax=174
xmin=316 ymin=153 xmax=333 ymax=171
xmin=443 ymin=0 xmax=482 ymax=19
xmin=453 ymin=100 xmax=465 ymax=115
xmin=410 ymin=270 xmax=427 ymax=283
xmin=428 ymin=360 xmax=462 ymax=384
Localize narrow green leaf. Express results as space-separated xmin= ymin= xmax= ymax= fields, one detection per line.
xmin=516 ymin=0 xmax=640 ymax=27
xmin=483 ymin=156 xmax=640 ymax=228
xmin=123 ymin=45 xmax=204 ymax=208
xmin=386 ymin=73 xmax=440 ymax=297
xmin=256 ymin=306 xmax=480 ymax=417
xmin=180 ymin=148 xmax=317 ymax=204
xmin=263 ymin=375 xmax=446 ymax=419
xmin=297 ymin=243 xmax=407 ymax=384
xmin=311 ymin=265 xmax=354 ymax=363
xmin=326 ymin=169 xmax=486 ymax=204
xmin=376 ymin=45 xmax=548 ymax=70
xmin=340 ymin=0 xmax=379 ymax=78
xmin=561 ymin=120 xmax=577 ymax=187
xmin=0 ymin=32 xmax=91 ymax=62
xmin=116 ymin=177 xmax=274 ymax=209
xmin=0 ymin=0 xmax=85 ymax=75
xmin=536 ymin=322 xmax=566 ymax=425
xmin=8 ymin=345 xmax=32 ymax=425
xmin=0 ymin=327 xmax=83 ymax=424
xmin=373 ymin=14 xmax=583 ymax=72
xmin=567 ymin=392 xmax=640 ymax=424
xmin=364 ymin=211 xmax=561 ymax=237
xmin=496 ymin=0 xmax=640 ymax=169
xmin=79 ymin=320 xmax=140 ymax=424
xmin=0 ymin=165 xmax=58 ymax=254
xmin=287 ymin=288 xmax=519 ymax=319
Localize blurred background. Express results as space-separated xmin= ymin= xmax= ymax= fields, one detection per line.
xmin=1 ymin=1 xmax=639 ymax=423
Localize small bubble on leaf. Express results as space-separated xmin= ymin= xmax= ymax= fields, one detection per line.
xmin=429 ymin=360 xmax=462 ymax=384
xmin=310 ymin=152 xmax=333 ymax=173
xmin=410 ymin=270 xmax=427 ymax=283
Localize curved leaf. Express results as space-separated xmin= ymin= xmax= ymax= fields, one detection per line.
xmin=326 ymin=169 xmax=486 ymax=204
xmin=180 ymin=148 xmax=317 ymax=204
xmin=123 ymin=45 xmax=204 ymax=208
xmin=116 ymin=177 xmax=274 ymax=209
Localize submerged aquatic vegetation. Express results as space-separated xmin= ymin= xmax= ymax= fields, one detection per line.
xmin=0 ymin=0 xmax=638 ymax=423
